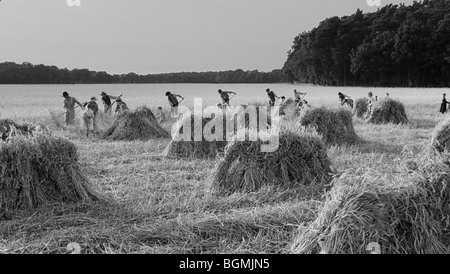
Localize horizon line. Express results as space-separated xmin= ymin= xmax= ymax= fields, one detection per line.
xmin=1 ymin=61 xmax=282 ymax=76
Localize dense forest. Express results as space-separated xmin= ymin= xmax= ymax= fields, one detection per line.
xmin=0 ymin=62 xmax=282 ymax=84
xmin=282 ymin=0 xmax=450 ymax=87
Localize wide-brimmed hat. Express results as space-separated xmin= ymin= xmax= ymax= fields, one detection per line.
xmin=90 ymin=96 xmax=97 ymax=101
xmin=63 ymin=91 xmax=69 ymax=97
xmin=116 ymin=98 xmax=122 ymax=102
xmin=100 ymin=92 xmax=107 ymax=96
xmin=266 ymin=88 xmax=270 ymax=92
xmin=165 ymin=92 xmax=171 ymax=96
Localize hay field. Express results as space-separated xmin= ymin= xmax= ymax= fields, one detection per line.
xmin=0 ymin=85 xmax=447 ymax=254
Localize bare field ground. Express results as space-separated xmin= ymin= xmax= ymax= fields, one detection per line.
xmin=0 ymin=91 xmax=446 ymax=253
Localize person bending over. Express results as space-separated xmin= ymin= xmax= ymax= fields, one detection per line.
xmin=218 ymin=89 xmax=236 ymax=107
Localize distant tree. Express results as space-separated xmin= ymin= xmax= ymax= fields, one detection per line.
xmin=0 ymin=62 xmax=282 ymax=84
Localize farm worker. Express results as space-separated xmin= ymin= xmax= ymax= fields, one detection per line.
xmin=266 ymin=88 xmax=280 ymax=107
xmin=338 ymin=92 xmax=354 ymax=108
xmin=440 ymin=93 xmax=450 ymax=114
xmin=165 ymin=92 xmax=184 ymax=117
xmin=279 ymin=96 xmax=289 ymax=116
xmin=156 ymin=106 xmax=166 ymax=124
xmin=115 ymin=97 xmax=129 ymax=115
xmin=218 ymin=89 xmax=236 ymax=107
xmin=100 ymin=92 xmax=119 ymax=114
xmin=365 ymin=92 xmax=374 ymax=119
xmin=293 ymin=89 xmax=307 ymax=109
xmin=82 ymin=96 xmax=99 ymax=137
xmin=63 ymin=91 xmax=83 ymax=126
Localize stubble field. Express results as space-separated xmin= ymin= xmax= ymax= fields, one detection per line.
xmin=0 ymin=85 xmax=446 ymax=254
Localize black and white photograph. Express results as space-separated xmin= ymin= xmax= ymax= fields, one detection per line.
xmin=1 ymin=0 xmax=450 ymax=260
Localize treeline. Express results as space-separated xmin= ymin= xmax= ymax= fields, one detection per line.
xmin=0 ymin=62 xmax=282 ymax=84
xmin=282 ymin=0 xmax=450 ymax=87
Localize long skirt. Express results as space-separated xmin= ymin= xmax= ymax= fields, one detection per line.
xmin=440 ymin=103 xmax=447 ymax=114
xmin=65 ymin=109 xmax=76 ymax=125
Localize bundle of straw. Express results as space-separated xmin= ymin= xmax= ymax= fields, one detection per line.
xmin=211 ymin=127 xmax=332 ymax=196
xmin=353 ymin=98 xmax=368 ymax=119
xmin=135 ymin=106 xmax=157 ymax=121
xmin=164 ymin=104 xmax=273 ymax=159
xmin=298 ymin=107 xmax=358 ymax=145
xmin=431 ymin=115 xmax=450 ymax=156
xmin=103 ymin=106 xmax=170 ymax=141
xmin=367 ymin=98 xmax=408 ymax=125
xmin=291 ymin=157 xmax=450 ymax=254
xmin=0 ymin=135 xmax=105 ymax=211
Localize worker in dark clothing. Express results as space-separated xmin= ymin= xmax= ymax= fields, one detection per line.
xmin=165 ymin=92 xmax=184 ymax=108
xmin=293 ymin=89 xmax=307 ymax=109
xmin=266 ymin=88 xmax=280 ymax=106
xmin=218 ymin=89 xmax=236 ymax=106
xmin=338 ymin=92 xmax=354 ymax=108
xmin=440 ymin=93 xmax=449 ymax=114
xmin=100 ymin=92 xmax=119 ymax=115
xmin=279 ymin=96 xmax=287 ymax=116
xmin=165 ymin=92 xmax=184 ymax=117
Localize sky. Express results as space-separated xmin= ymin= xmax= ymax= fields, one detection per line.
xmin=0 ymin=0 xmax=416 ymax=75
